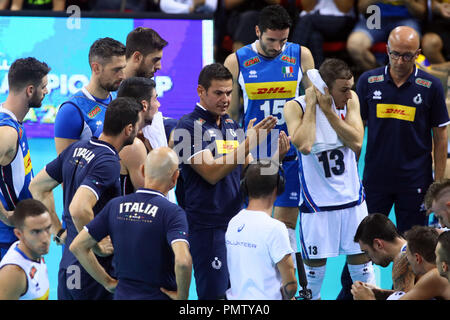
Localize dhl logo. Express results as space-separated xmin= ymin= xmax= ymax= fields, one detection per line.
xmin=245 ymin=81 xmax=297 ymax=99
xmin=281 ymin=55 xmax=296 ymax=64
xmin=377 ymin=104 xmax=416 ymax=122
xmin=23 ymin=150 xmax=32 ymax=175
xmin=244 ymin=56 xmax=261 ymax=67
xmin=216 ymin=140 xmax=239 ymax=154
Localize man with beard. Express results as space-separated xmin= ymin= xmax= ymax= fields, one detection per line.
xmin=123 ymin=27 xmax=167 ymax=79
xmin=94 ymin=77 xmax=161 ymax=194
xmin=0 ymin=57 xmax=62 ymax=260
xmin=352 ymin=213 xmax=416 ymax=300
xmin=224 ymin=4 xmax=314 ymax=266
xmin=29 ymin=97 xmax=143 ymax=300
xmin=54 ymin=37 xmax=126 ymax=155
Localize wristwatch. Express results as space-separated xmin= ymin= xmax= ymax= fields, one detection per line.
xmin=55 ymin=228 xmax=66 ymax=244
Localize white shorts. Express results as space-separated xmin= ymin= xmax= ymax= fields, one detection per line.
xmin=299 ymin=202 xmax=368 ymax=260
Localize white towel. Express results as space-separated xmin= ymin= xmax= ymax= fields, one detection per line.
xmin=142 ymin=111 xmax=167 ymax=148
xmin=142 ymin=111 xmax=177 ymax=204
xmin=306 ymin=69 xmax=344 ymax=154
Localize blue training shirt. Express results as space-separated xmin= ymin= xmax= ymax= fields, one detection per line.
xmin=85 ymin=188 xmax=189 ymax=300
xmin=357 ymin=65 xmax=450 ymax=192
xmin=174 ymin=104 xmax=243 ymax=230
xmin=54 ymin=88 xmax=113 ymax=140
xmin=45 ymin=137 xmax=121 ymax=269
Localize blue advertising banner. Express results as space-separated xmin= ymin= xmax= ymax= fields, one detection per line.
xmin=0 ymin=14 xmax=214 ymax=137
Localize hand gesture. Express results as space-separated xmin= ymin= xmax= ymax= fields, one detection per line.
xmin=315 ymin=87 xmax=333 ymax=113
xmin=351 ymin=281 xmax=376 ymax=300
xmin=246 ymin=115 xmax=277 ymax=151
xmin=94 ymin=236 xmax=114 ymax=257
xmin=277 ymin=130 xmax=291 ymax=162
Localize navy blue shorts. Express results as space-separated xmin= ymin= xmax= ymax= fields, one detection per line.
xmin=189 ymin=227 xmax=229 ymax=300
xmin=364 ymin=187 xmax=428 ymax=234
xmin=274 ymin=156 xmax=300 ymax=208
xmin=57 ymin=261 xmax=113 ymax=300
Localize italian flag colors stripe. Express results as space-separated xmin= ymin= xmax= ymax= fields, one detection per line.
xmin=282 ymin=66 xmax=293 ymax=74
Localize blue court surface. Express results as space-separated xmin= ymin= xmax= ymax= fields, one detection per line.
xmin=29 ymin=135 xmax=395 ymax=300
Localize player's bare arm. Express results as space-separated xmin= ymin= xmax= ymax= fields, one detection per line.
xmin=300 ymin=46 xmax=314 ymax=89
xmin=284 ymin=88 xmax=316 ymax=154
xmin=55 ymin=137 xmax=78 ymax=155
xmin=119 ymin=138 xmax=147 ymax=190
xmin=224 ymin=53 xmax=241 ymax=122
xmin=70 ymin=229 xmax=117 ymax=293
xmin=28 ymin=170 xmax=63 ymax=236
xmin=400 ymin=268 xmax=450 ymax=300
xmin=0 ymin=264 xmax=27 ymax=300
xmin=432 ymin=126 xmax=447 ymax=181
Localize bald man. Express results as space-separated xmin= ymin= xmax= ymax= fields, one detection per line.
xmin=70 ymin=147 xmax=192 ymax=300
xmin=356 ymin=26 xmax=449 ymax=233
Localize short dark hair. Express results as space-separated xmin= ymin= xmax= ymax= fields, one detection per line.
xmin=8 ymin=57 xmax=50 ymax=92
xmin=424 ymin=179 xmax=450 ymax=210
xmin=88 ymin=37 xmax=126 ymax=66
xmin=12 ymin=199 xmax=48 ymax=229
xmin=126 ymin=27 xmax=168 ymax=59
xmin=258 ymin=4 xmax=292 ymax=34
xmin=102 ymin=97 xmax=142 ymax=136
xmin=354 ymin=213 xmax=401 ymax=245
xmin=245 ymin=160 xmax=280 ymax=199
xmin=117 ymin=77 xmax=156 ymax=102
xmin=437 ymin=231 xmax=450 ymax=264
xmin=319 ymin=58 xmax=353 ymax=90
xmin=198 ymin=63 xmax=232 ymax=91
xmin=404 ymin=226 xmax=439 ymax=264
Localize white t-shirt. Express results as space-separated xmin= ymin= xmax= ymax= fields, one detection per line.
xmin=225 ymin=209 xmax=293 ymax=300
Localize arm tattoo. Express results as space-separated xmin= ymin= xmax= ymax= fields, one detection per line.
xmin=392 ymin=252 xmax=416 ymax=292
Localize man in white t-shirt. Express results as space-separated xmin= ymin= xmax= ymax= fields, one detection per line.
xmin=225 ymin=160 xmax=297 ymax=300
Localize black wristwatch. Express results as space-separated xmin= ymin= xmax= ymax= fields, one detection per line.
xmin=55 ymin=228 xmax=66 ymax=244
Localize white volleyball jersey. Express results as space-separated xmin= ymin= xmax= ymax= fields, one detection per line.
xmin=0 ymin=241 xmax=49 ymax=300
xmin=294 ymin=97 xmax=365 ymax=213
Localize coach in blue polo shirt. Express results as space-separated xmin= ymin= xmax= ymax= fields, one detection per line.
xmin=357 ymin=26 xmax=450 ymax=233
xmin=173 ymin=63 xmax=277 ymax=299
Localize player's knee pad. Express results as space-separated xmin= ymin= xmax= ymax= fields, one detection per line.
xmin=304 ymin=264 xmax=326 ymax=300
xmin=348 ymin=261 xmax=376 ymax=285
xmin=288 ymin=228 xmax=298 ymax=266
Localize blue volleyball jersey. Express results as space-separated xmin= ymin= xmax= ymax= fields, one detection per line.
xmin=45 ymin=137 xmax=121 ymax=269
xmin=377 ymin=1 xmax=411 ymax=18
xmin=174 ymin=104 xmax=243 ymax=229
xmin=85 ymin=188 xmax=189 ymax=300
xmin=236 ymin=41 xmax=303 ymax=158
xmin=54 ymin=88 xmax=113 ymax=140
xmin=0 ymin=108 xmax=33 ymax=244
xmin=358 ymin=65 xmax=450 ymax=191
